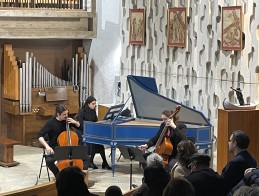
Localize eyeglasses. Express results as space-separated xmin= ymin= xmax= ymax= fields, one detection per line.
xmin=187 ymin=162 xmax=195 ymax=169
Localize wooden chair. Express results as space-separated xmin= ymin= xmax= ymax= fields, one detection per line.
xmin=31 ymin=139 xmax=51 ymax=181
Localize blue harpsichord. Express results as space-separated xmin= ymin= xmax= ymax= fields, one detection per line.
xmin=83 ymin=75 xmax=212 ymax=176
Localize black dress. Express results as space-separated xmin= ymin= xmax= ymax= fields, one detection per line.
xmin=77 ymin=106 xmax=111 ymax=169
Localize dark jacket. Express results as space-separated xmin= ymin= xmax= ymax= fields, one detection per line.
xmin=221 ymin=150 xmax=257 ymax=194
xmin=228 ymin=168 xmax=259 ymax=195
xmin=144 ymin=165 xmax=170 ymax=196
xmin=186 ymin=168 xmax=224 ymax=196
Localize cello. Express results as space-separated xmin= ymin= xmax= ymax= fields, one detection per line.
xmin=154 ymin=105 xmax=181 ymax=167
xmin=57 ymin=119 xmax=83 ymax=171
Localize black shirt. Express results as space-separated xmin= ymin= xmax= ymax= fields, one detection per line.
xmin=186 ymin=168 xmax=224 ymax=196
xmin=76 ymin=107 xmax=97 ymax=131
xmin=38 ymin=117 xmax=76 ymax=148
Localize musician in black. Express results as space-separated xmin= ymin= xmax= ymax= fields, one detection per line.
xmin=76 ymin=96 xmax=111 ymax=170
xmin=38 ymin=104 xmax=80 ymax=177
xmin=139 ymin=109 xmax=187 ymax=172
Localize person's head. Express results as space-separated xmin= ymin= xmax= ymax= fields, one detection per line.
xmin=161 ymin=109 xmax=180 ymax=124
xmin=244 ymin=168 xmax=259 ymax=187
xmin=146 ymin=153 xmax=163 ymax=167
xmin=229 ymin=130 xmax=250 ymax=154
xmin=83 ymin=96 xmax=97 ymax=110
xmin=144 ymin=164 xmax=170 ymax=192
xmin=162 ymin=177 xmax=195 ymax=196
xmin=105 ymin=185 xmax=122 ymax=196
xmin=54 ymin=104 xmax=68 ymax=121
xmin=56 ymin=166 xmax=90 ymax=196
xmin=177 ymin=139 xmax=197 ymax=167
xmin=233 ymin=186 xmax=259 ymax=196
xmin=188 ymin=153 xmax=211 ymax=172
xmin=161 ymin=110 xmax=171 ymax=123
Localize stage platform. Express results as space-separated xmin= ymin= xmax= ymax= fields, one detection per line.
xmin=0 ymin=145 xmax=143 ymax=195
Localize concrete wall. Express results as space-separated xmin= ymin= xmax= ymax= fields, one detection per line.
xmin=118 ymin=0 xmax=259 ymax=167
xmin=87 ymin=0 xmax=121 ymax=104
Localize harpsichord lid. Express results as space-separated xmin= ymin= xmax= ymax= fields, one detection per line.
xmin=127 ymin=75 xmax=211 ymax=126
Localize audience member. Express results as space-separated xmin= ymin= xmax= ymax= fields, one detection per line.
xmin=229 ymin=167 xmax=259 ymax=195
xmin=55 ymin=166 xmax=98 ymax=196
xmin=233 ymin=186 xmax=259 ymax=196
xmin=105 ymin=185 xmax=122 ymax=196
xmin=143 ymin=164 xmax=170 ymax=196
xmin=243 ymin=168 xmax=259 ymax=187
xmin=186 ymin=153 xmax=224 ymax=196
xmin=221 ymin=130 xmax=257 ymax=194
xmin=132 ymin=153 xmax=164 ymax=196
xmin=146 ymin=152 xmax=163 ymax=166
xmin=132 ymin=183 xmax=148 ymax=196
xmin=171 ymin=139 xmax=197 ymax=178
xmin=163 ymin=177 xmax=195 ymax=196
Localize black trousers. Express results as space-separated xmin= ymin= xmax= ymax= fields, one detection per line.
xmin=45 ymin=154 xmax=59 ymax=177
xmin=87 ymin=143 xmax=109 ymax=164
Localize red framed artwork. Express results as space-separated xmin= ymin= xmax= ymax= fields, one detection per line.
xmin=222 ymin=6 xmax=242 ymax=51
xmin=129 ymin=9 xmax=145 ymax=45
xmin=167 ymin=7 xmax=187 ymax=47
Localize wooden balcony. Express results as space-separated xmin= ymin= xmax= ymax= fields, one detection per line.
xmin=0 ymin=0 xmax=97 ymax=39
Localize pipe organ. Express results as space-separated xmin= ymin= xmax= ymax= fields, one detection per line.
xmin=3 ymin=44 xmax=91 ymax=145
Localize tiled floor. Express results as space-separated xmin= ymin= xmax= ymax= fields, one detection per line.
xmin=0 ymin=145 xmax=143 ymax=195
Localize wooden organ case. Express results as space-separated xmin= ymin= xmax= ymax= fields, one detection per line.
xmin=2 ymin=44 xmax=91 ymax=145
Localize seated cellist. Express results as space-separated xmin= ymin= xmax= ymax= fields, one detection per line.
xmin=138 ymin=109 xmax=187 ymax=172
xmin=38 ymin=104 xmax=80 ymax=178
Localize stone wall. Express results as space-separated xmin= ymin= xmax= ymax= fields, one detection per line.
xmin=120 ymin=0 xmax=259 ymax=163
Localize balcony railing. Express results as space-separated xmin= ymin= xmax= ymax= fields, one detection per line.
xmin=0 ymin=0 xmax=94 ymax=11
xmin=0 ymin=0 xmax=96 ymax=39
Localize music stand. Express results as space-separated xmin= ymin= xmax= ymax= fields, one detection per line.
xmin=117 ymin=144 xmax=146 ymax=190
xmin=54 ymin=146 xmax=88 ymax=167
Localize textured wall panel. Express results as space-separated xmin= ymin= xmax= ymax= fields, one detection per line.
xmin=120 ymin=0 xmax=259 ymax=167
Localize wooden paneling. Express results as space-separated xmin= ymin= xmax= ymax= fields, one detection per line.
xmin=32 ymin=86 xmax=79 ymax=116
xmin=1 ymin=181 xmax=57 ymax=196
xmin=217 ymin=109 xmax=259 ymax=173
xmin=7 ymin=114 xmax=49 ymax=145
xmin=0 ymin=9 xmax=97 ymax=39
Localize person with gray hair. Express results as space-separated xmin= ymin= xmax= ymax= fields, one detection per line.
xmin=146 ymin=153 xmax=163 ymax=167
xmin=233 ymin=186 xmax=259 ymax=196
xmin=132 ymin=153 xmax=165 ymax=196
